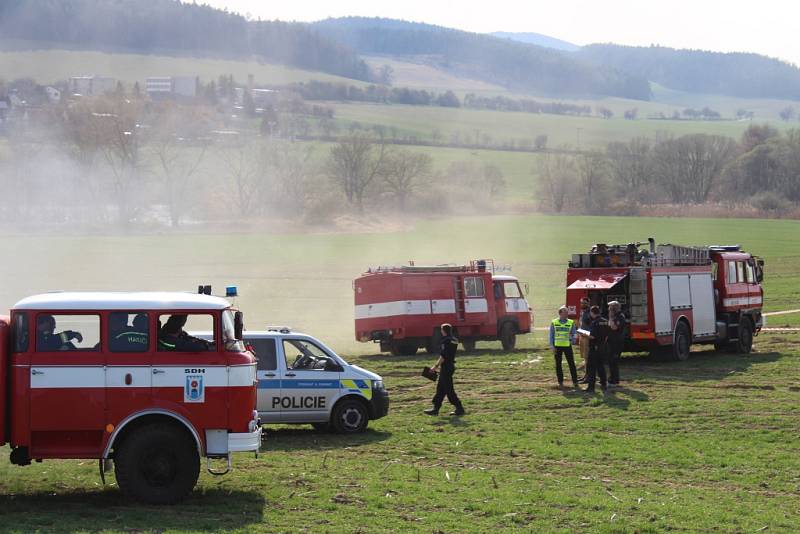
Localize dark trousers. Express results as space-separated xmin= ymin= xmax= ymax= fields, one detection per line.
xmin=554 ymin=346 xmax=578 ymax=384
xmin=432 ymin=366 xmax=463 ymax=410
xmin=608 ymin=349 xmax=621 ymax=384
xmin=586 ymin=349 xmax=607 ymax=390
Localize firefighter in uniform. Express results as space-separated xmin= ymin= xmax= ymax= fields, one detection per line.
xmin=158 ymin=314 xmax=212 ymax=351
xmin=584 ymin=305 xmax=609 ymax=393
xmin=36 ymin=314 xmax=83 ymax=351
xmin=109 ymin=312 xmax=148 ymax=352
xmin=577 ymin=297 xmax=592 ymax=383
xmin=607 ymin=301 xmax=627 ymax=387
xmin=424 ymin=323 xmax=465 ymax=416
xmin=549 ymin=306 xmax=578 ymax=387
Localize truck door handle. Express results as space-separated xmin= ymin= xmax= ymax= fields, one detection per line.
xmin=31 ymin=369 xmax=44 ymax=375
xmin=285 ymin=373 xmax=296 ymax=377
xmin=152 ymin=369 xmax=166 ymax=374
xmin=264 ymin=372 xmax=276 ymax=377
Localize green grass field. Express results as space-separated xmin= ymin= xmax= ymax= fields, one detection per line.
xmin=1 ymin=214 xmax=798 ymax=353
xmin=330 ymin=102 xmax=772 ymax=151
xmin=0 ymin=214 xmax=799 ymax=532
xmin=0 ymin=50 xmax=364 ymax=87
xmin=0 ymin=335 xmax=797 ymax=532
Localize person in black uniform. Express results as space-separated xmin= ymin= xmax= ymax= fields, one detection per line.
xmin=424 ymin=323 xmax=465 ymax=416
xmin=158 ymin=314 xmax=212 ymax=351
xmin=606 ymin=301 xmax=627 ymax=388
xmin=36 ymin=314 xmax=83 ymax=351
xmin=109 ymin=312 xmax=149 ymax=352
xmin=584 ymin=306 xmax=609 ymax=393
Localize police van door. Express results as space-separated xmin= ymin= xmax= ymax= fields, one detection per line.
xmin=278 ymin=338 xmax=342 ymax=423
xmin=249 ymin=337 xmax=281 ymax=422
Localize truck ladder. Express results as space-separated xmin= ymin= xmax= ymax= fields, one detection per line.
xmin=454 ymin=278 xmax=466 ymax=321
xmin=629 ymin=267 xmax=649 ymax=325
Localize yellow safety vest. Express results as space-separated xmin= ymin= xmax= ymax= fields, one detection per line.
xmin=552 ymin=318 xmax=574 ymax=347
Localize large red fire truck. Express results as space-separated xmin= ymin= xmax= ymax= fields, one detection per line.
xmin=565 ymin=239 xmax=765 ymax=360
xmin=0 ymin=290 xmax=261 ymax=504
xmin=354 ymin=260 xmax=532 ymax=354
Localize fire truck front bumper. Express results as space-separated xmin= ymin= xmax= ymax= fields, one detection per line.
xmin=206 ymin=412 xmax=262 ymax=456
xmin=227 ymin=426 xmax=262 ymax=453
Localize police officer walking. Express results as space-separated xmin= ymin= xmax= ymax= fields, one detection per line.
xmin=424 ymin=323 xmax=465 ymax=416
xmin=584 ymin=305 xmax=609 ymax=394
xmin=550 ymin=306 xmax=578 ymax=388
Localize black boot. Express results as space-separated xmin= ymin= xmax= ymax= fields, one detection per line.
xmin=424 ymin=407 xmax=439 ymax=416
xmin=450 ymin=407 xmax=466 ymax=416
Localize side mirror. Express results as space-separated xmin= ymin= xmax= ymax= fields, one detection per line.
xmin=234 ymin=311 xmax=244 ymax=340
xmin=524 ymin=283 xmax=530 ymax=296
xmin=755 ymin=259 xmax=764 ymax=283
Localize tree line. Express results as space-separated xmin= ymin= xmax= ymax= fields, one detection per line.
xmin=0 ymin=0 xmax=370 ymax=81
xmin=537 ymin=124 xmax=800 ymax=216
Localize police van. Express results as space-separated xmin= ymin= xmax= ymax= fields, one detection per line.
xmin=200 ymin=328 xmax=389 ymax=433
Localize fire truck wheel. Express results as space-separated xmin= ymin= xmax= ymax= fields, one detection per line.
xmin=461 ymin=339 xmax=476 ymax=352
xmin=331 ymin=399 xmax=369 ymax=433
xmin=672 ymin=321 xmax=691 ymax=361
xmin=500 ymin=323 xmax=516 ymax=351
xmin=115 ymin=424 xmax=200 ymax=505
xmin=736 ymin=317 xmax=754 ymax=354
xmin=391 ymin=340 xmax=418 ymax=356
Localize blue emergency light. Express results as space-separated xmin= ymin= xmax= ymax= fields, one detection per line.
xmin=226 ymin=286 xmax=238 ymax=297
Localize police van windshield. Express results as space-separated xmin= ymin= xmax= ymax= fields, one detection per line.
xmin=222 ymin=310 xmax=245 ymax=352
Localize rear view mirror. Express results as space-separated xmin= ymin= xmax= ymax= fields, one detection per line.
xmin=234 ymin=311 xmax=244 ymax=340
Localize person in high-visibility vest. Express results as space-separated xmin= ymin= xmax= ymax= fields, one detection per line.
xmin=549 ymin=305 xmax=578 ymax=387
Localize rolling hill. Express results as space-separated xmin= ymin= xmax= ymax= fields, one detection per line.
xmin=491 ymin=31 xmax=579 ymax=52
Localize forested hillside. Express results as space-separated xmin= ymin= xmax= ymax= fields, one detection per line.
xmin=313 ymin=17 xmax=652 ymax=100
xmin=579 ymin=44 xmax=800 ymax=100
xmin=0 ymin=0 xmax=370 ymax=80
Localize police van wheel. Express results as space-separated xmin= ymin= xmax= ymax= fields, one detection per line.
xmin=462 ymin=339 xmax=476 ymax=352
xmin=500 ymin=323 xmax=516 ymax=351
xmin=311 ymin=422 xmax=331 ymax=432
xmin=735 ymin=317 xmax=753 ymax=354
xmin=332 ymin=399 xmax=368 ymax=433
xmin=114 ymin=424 xmax=200 ymax=504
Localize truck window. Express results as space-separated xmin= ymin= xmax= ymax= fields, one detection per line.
xmin=464 ymin=277 xmax=485 ymax=298
xmin=736 ymin=262 xmax=745 ymax=284
xmin=35 ymin=314 xmax=99 ymax=351
xmin=711 ymin=262 xmax=718 ymax=281
xmin=283 ymin=339 xmax=335 ymax=371
xmin=108 ymin=312 xmax=149 ymax=352
xmin=157 ymin=313 xmax=214 ymax=352
xmin=745 ymin=262 xmax=756 ymax=284
xmin=11 ymin=312 xmax=29 ymax=352
xmin=503 ymin=282 xmax=522 ymax=298
xmin=249 ymin=338 xmax=277 ymax=371
xmin=493 ymin=282 xmax=502 ymax=300
xmin=727 ymin=261 xmax=737 ymax=283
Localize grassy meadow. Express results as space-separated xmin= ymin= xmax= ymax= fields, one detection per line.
xmin=2 ymin=214 xmax=798 ymax=354
xmin=0 ymin=331 xmax=797 ymax=532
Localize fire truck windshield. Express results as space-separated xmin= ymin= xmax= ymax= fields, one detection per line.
xmin=222 ymin=309 xmax=245 ymax=352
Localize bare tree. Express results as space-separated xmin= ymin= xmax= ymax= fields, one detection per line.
xmin=327 ymin=133 xmax=388 ymax=213
xmin=652 ymin=134 xmax=737 ymax=203
xmin=265 ymin=140 xmax=318 ymax=216
xmin=606 ymin=137 xmax=652 ymax=199
xmin=218 ymin=138 xmax=264 ymax=217
xmin=148 ymin=103 xmax=213 ymax=227
xmin=87 ymin=96 xmax=147 ymax=226
xmin=537 ymin=153 xmax=575 ymax=213
xmin=382 ymin=150 xmax=432 ymax=209
xmin=576 ymin=150 xmax=609 ymax=212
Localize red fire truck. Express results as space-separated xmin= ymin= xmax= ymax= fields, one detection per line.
xmin=354 ymin=260 xmax=532 ymax=354
xmin=0 ymin=290 xmax=261 ymax=504
xmin=565 ymin=239 xmax=765 ymax=360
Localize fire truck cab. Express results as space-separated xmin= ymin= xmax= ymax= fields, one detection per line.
xmin=0 ymin=291 xmax=261 ymax=504
xmin=354 ymin=260 xmax=532 ymax=355
xmin=566 ymin=239 xmax=764 ymax=360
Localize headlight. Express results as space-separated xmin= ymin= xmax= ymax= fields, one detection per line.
xmin=372 ymin=380 xmax=385 ymax=391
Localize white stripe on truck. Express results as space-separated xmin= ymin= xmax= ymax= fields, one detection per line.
xmin=29 ymin=365 xmax=256 ymax=389
xmin=723 ymin=296 xmax=763 ymax=307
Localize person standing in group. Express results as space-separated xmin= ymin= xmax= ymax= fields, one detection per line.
xmin=550 ymin=305 xmax=578 ymax=388
xmin=424 ymin=323 xmax=466 ymax=416
xmin=584 ymin=305 xmax=609 ymax=394
xmin=607 ymin=301 xmax=627 ymax=388
xmin=577 ymin=297 xmax=592 ymax=383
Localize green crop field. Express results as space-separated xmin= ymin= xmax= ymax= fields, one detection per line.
xmin=1 ymin=214 xmax=798 ymax=353
xmin=330 ymin=102 xmax=775 ymax=151
xmin=0 ymin=214 xmax=799 ymax=532
xmin=0 ymin=50 xmax=365 ymax=87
